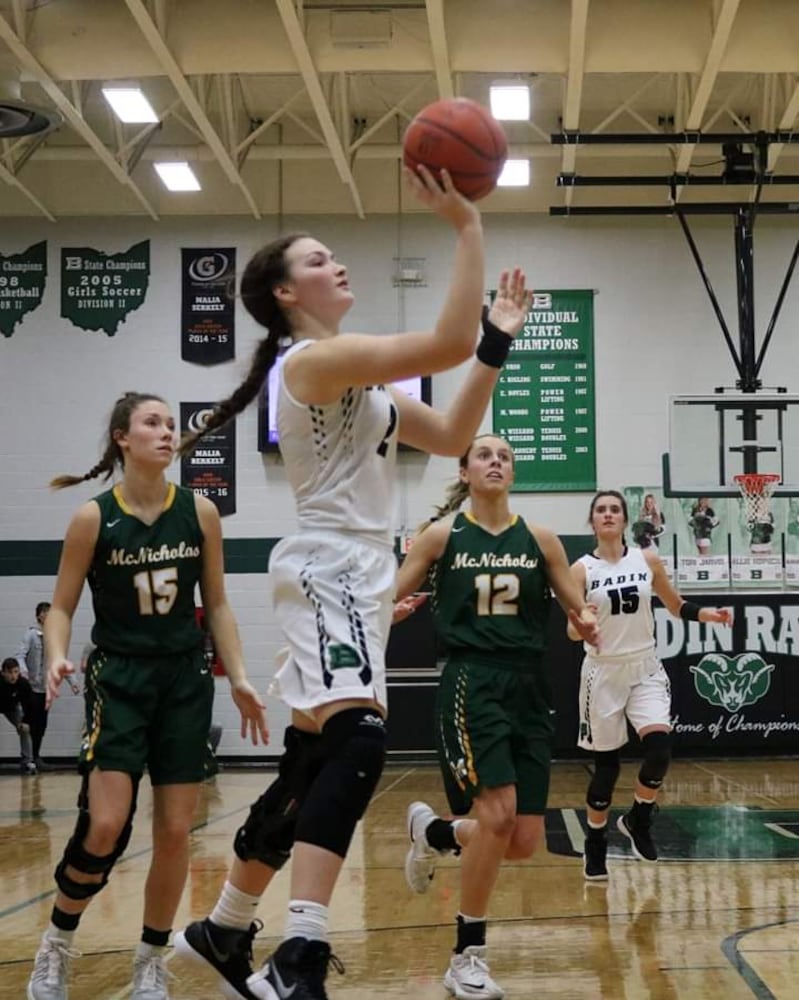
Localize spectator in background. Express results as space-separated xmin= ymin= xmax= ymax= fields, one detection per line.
xmin=17 ymin=602 xmax=52 ymax=768
xmin=1 ymin=656 xmax=36 ymax=774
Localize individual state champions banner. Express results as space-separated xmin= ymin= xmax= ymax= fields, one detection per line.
xmin=0 ymin=241 xmax=47 ymax=338
xmin=179 ymin=403 xmax=236 ymax=516
xmin=181 ymin=248 xmax=235 ymax=364
xmin=61 ymin=241 xmax=149 ymax=336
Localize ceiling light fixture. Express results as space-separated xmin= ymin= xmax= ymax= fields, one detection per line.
xmin=102 ymin=85 xmax=158 ymax=124
xmin=497 ymin=159 xmax=530 ymax=187
xmin=154 ymin=162 xmax=201 ymax=192
xmin=490 ymin=83 xmax=530 ymax=122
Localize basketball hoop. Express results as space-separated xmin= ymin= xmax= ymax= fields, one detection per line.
xmin=733 ymin=473 xmax=780 ymax=524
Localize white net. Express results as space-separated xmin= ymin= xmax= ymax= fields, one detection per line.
xmin=734 ymin=474 xmax=779 ymax=524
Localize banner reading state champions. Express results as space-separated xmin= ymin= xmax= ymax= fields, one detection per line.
xmin=181 ymin=248 xmax=236 ymax=364
xmin=61 ymin=241 xmax=149 ymax=336
xmin=0 ymin=241 xmax=47 ymax=338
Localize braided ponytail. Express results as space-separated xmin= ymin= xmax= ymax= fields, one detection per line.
xmin=50 ymin=392 xmax=165 ymax=490
xmin=178 ymin=233 xmax=306 ymax=458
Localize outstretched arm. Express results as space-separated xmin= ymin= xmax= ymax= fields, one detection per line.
xmin=646 ymin=549 xmax=732 ymax=624
xmin=535 ymin=528 xmax=599 ymax=648
xmin=393 ymin=267 xmax=533 ymax=456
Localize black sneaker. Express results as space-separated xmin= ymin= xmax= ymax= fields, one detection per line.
xmin=617 ymin=810 xmax=658 ymax=862
xmin=246 ymin=937 xmax=344 ymax=1000
xmin=174 ymin=917 xmax=262 ymax=1000
xmin=583 ymin=834 xmax=609 ymax=881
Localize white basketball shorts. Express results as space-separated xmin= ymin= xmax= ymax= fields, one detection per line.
xmin=268 ymin=530 xmax=396 ymax=714
xmin=577 ymin=653 xmax=672 ymax=751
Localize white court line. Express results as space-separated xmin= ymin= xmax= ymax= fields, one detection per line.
xmin=690 ymin=760 xmax=782 ymax=806
xmin=764 ymin=821 xmax=799 ymax=839
xmin=561 ymin=807 xmax=586 ymax=855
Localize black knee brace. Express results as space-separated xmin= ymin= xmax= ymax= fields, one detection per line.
xmin=586 ymin=750 xmax=620 ymax=812
xmin=638 ymin=731 xmax=671 ymax=790
xmin=55 ymin=774 xmax=140 ymax=900
xmin=234 ymin=725 xmax=326 ymax=870
xmin=294 ymin=708 xmax=386 ymax=859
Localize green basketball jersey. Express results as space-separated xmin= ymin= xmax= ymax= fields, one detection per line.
xmin=430 ymin=512 xmax=551 ymax=664
xmin=88 ymin=483 xmax=204 ymax=656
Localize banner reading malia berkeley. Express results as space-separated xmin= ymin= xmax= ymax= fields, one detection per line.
xmin=61 ymin=241 xmax=150 ymax=336
xmin=179 ymin=402 xmax=236 ymax=516
xmin=181 ymin=248 xmax=236 ymax=364
xmin=0 ymin=241 xmax=47 ymax=338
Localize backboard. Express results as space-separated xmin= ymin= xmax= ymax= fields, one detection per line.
xmin=662 ymin=393 xmax=799 ymax=498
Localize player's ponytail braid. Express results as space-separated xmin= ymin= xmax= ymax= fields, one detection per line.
xmin=50 ymin=391 xmax=166 ymax=489
xmin=178 ymin=233 xmax=306 ymax=458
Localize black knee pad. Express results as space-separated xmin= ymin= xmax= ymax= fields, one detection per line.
xmin=586 ymin=750 xmax=620 ymax=811
xmin=638 ymin=731 xmax=671 ymax=790
xmin=55 ymin=774 xmax=140 ymax=900
xmin=234 ymin=725 xmax=326 ymax=869
xmin=294 ymin=708 xmax=386 ymax=859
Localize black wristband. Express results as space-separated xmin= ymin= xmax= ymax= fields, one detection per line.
xmin=680 ymin=601 xmax=701 ymax=621
xmin=476 ymin=305 xmax=513 ymax=369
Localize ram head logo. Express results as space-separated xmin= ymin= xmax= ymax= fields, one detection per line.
xmin=690 ymin=653 xmax=774 ymax=712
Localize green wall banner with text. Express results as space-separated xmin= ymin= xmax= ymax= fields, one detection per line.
xmin=0 ymin=241 xmax=47 ymax=338
xmin=492 ymin=289 xmax=596 ymax=492
xmin=61 ymin=241 xmax=150 ymax=336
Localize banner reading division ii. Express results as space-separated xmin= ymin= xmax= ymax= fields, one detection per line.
xmin=0 ymin=241 xmax=47 ymax=338
xmin=61 ymin=241 xmax=150 ymax=336
xmin=181 ymin=248 xmax=235 ymax=364
xmin=492 ymin=289 xmax=596 ymax=492
xmin=179 ymin=403 xmax=236 ymax=516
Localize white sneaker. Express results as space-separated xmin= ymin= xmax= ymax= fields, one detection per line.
xmin=27 ymin=936 xmax=80 ymax=1000
xmin=131 ymin=953 xmax=172 ymax=1000
xmin=404 ymin=800 xmax=440 ymax=893
xmin=444 ymin=946 xmax=504 ymax=999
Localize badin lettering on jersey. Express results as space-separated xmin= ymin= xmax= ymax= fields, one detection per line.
xmin=108 ymin=542 xmax=201 ymax=566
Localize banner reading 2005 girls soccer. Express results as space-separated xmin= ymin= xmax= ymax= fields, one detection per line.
xmin=492 ymin=289 xmax=596 ymax=492
xmin=61 ymin=241 xmax=149 ymax=336
xmin=181 ymin=248 xmax=236 ymax=364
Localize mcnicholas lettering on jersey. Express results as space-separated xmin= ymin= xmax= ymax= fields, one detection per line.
xmin=452 ymin=551 xmax=538 ymax=570
xmin=108 ymin=541 xmax=201 ymax=566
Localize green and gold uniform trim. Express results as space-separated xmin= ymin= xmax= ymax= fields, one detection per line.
xmin=112 ymin=481 xmax=177 ymax=516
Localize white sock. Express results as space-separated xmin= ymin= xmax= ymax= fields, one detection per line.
xmin=587 ymin=818 xmax=607 ymax=830
xmin=135 ymin=942 xmax=167 ymax=960
xmin=452 ymin=819 xmax=467 ymax=848
xmin=210 ymin=880 xmax=261 ymax=931
xmin=285 ymin=900 xmax=329 ymax=943
xmin=46 ymin=925 xmax=75 ymax=946
xmin=458 ymin=911 xmax=486 ymax=924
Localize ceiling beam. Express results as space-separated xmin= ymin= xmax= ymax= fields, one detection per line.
xmin=274 ymin=0 xmax=365 ymax=218
xmin=0 ymin=156 xmax=55 ymax=220
xmin=122 ymin=0 xmax=261 ymax=219
xmin=0 ymin=13 xmax=158 ymax=220
xmin=424 ymin=0 xmax=453 ymax=100
xmin=674 ymin=0 xmax=741 ymax=176
xmin=767 ymin=77 xmax=799 ymax=172
xmin=561 ymin=0 xmax=590 ymax=207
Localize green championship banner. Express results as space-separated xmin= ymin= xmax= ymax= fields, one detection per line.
xmin=0 ymin=241 xmax=47 ymax=338
xmin=492 ymin=289 xmax=596 ymax=492
xmin=61 ymin=240 xmax=149 ymax=336
xmin=181 ymin=248 xmax=236 ymax=364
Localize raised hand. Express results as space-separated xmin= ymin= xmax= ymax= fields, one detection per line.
xmin=488 ymin=268 xmax=532 ymax=338
xmin=403 ymin=164 xmax=481 ymax=231
xmin=231 ymin=679 xmax=270 ymax=746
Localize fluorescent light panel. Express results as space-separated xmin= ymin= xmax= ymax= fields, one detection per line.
xmin=154 ymin=162 xmax=201 ymax=192
xmin=497 ymin=159 xmax=530 ymax=187
xmin=101 ymin=86 xmax=158 ymax=124
xmin=490 ymin=84 xmax=530 ymax=121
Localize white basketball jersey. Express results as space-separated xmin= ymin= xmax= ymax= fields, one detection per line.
xmin=276 ymin=340 xmax=398 ymax=546
xmin=579 ymin=546 xmax=655 ymax=660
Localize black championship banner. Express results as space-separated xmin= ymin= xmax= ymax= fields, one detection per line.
xmin=0 ymin=241 xmax=47 ymax=338
xmin=179 ymin=403 xmax=236 ymax=516
xmin=181 ymin=248 xmax=236 ymax=364
xmin=61 ymin=241 xmax=150 ymax=336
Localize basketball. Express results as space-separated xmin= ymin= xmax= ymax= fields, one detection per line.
xmin=402 ymin=98 xmax=508 ymax=201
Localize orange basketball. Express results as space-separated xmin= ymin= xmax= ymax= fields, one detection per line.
xmin=402 ymin=98 xmax=508 ymax=201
